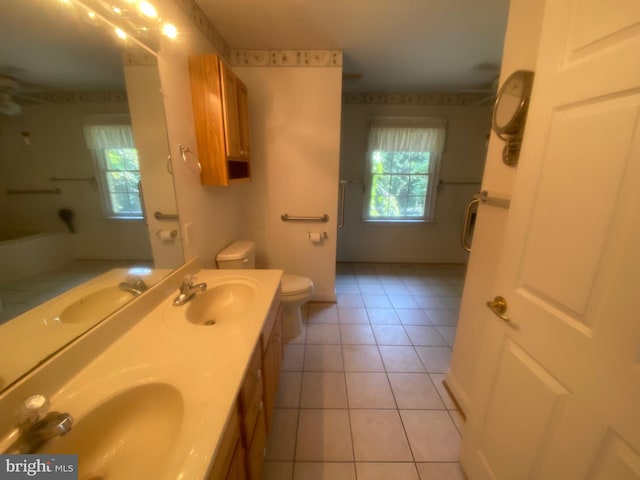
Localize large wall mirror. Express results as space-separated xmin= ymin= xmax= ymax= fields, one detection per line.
xmin=0 ymin=0 xmax=184 ymax=392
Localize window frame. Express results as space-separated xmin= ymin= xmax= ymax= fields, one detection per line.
xmin=84 ymin=118 xmax=144 ymax=221
xmin=95 ymin=146 xmax=143 ymax=220
xmin=362 ymin=117 xmax=446 ymax=223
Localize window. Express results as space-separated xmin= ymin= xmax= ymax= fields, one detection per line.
xmin=364 ymin=117 xmax=446 ymax=222
xmin=84 ymin=119 xmax=142 ymax=219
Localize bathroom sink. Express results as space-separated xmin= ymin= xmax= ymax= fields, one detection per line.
xmin=53 ymin=286 xmax=136 ymax=324
xmin=186 ymin=279 xmax=258 ymax=326
xmin=40 ymin=383 xmax=184 ymax=479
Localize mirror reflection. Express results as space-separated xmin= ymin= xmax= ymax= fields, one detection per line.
xmin=0 ymin=0 xmax=184 ymax=391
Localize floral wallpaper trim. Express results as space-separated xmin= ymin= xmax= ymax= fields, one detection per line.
xmin=231 ymin=50 xmax=343 ymax=67
xmin=26 ymin=92 xmax=128 ymax=104
xmin=343 ymin=93 xmax=490 ymax=106
xmin=172 ymin=0 xmax=232 ymax=61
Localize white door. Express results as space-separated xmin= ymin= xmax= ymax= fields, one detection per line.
xmin=460 ymin=1 xmax=640 ymax=479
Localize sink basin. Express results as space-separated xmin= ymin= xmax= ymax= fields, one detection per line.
xmin=53 ymin=286 xmax=136 ymax=324
xmin=186 ymin=280 xmax=257 ymax=326
xmin=40 ymin=383 xmax=183 ymax=479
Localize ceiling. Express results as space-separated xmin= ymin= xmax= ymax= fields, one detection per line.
xmin=0 ymin=0 xmax=510 ymax=95
xmin=195 ymin=0 xmax=510 ymax=93
xmin=0 ymin=0 xmax=126 ymax=92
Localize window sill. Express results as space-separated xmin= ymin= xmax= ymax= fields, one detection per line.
xmin=104 ymin=216 xmax=144 ymax=222
xmin=362 ymin=219 xmax=433 ymax=224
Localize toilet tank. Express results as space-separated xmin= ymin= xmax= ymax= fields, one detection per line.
xmin=216 ymin=240 xmax=256 ymax=269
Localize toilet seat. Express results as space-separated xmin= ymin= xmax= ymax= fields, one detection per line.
xmin=281 ymin=274 xmax=313 ymax=296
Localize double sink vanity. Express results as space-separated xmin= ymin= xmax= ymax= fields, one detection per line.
xmin=0 ymin=259 xmax=284 ymax=480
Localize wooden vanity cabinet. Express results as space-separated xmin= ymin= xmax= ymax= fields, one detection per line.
xmin=188 ymin=54 xmax=251 ymax=186
xmin=209 ymin=296 xmax=284 ymax=480
xmin=207 ymin=406 xmax=246 ymax=480
xmin=238 ymin=343 xmax=267 ymax=480
xmin=261 ymin=299 xmax=284 ymax=432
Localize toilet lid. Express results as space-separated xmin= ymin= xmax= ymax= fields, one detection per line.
xmin=281 ymin=274 xmax=313 ymax=296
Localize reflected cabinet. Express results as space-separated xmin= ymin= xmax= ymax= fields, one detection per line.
xmin=188 ymin=54 xmax=251 ymax=186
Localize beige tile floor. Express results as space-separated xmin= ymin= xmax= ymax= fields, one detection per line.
xmin=262 ymin=262 xmax=468 ymax=480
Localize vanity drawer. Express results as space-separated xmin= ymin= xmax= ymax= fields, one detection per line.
xmin=240 ymin=344 xmax=262 ymax=409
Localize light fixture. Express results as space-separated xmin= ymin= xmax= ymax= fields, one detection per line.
xmin=138 ymin=1 xmax=157 ymax=18
xmin=0 ymin=93 xmax=21 ymax=116
xmin=162 ymin=22 xmax=177 ymax=39
xmin=115 ymin=27 xmax=127 ymax=39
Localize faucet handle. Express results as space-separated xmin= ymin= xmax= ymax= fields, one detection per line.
xmin=17 ymin=395 xmax=50 ymax=424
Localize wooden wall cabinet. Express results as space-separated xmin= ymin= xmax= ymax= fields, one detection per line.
xmin=188 ymin=54 xmax=251 ymax=186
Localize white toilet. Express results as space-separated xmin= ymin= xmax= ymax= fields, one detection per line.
xmin=216 ymin=240 xmax=313 ymax=338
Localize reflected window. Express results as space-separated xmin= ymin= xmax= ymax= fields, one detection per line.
xmin=84 ymin=118 xmax=142 ymax=219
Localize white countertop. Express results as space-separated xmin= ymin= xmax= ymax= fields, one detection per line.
xmin=0 ymin=265 xmax=283 ymax=480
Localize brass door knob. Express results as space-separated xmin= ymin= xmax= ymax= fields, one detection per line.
xmin=486 ymin=295 xmax=511 ymax=322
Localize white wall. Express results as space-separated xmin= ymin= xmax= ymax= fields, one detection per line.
xmin=338 ymin=103 xmax=491 ymax=263
xmin=445 ymin=0 xmax=547 ymax=414
xmin=155 ymin=1 xmax=248 ymax=268
xmin=124 ymin=62 xmax=185 ymax=269
xmin=0 ymin=102 xmax=152 ymax=261
xmin=236 ymin=67 xmax=343 ymax=301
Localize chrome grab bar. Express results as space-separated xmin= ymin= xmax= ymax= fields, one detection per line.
xmin=476 ymin=190 xmax=511 ymax=209
xmin=460 ymin=198 xmax=479 ymax=252
xmin=6 ymin=188 xmax=61 ymax=195
xmin=337 ymin=182 xmax=346 ymax=229
xmin=154 ymin=211 xmax=179 ymax=221
xmin=281 ymin=213 xmax=329 ymax=222
xmin=50 ymin=176 xmax=97 ymax=184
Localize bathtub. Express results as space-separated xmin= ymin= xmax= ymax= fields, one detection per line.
xmin=0 ymin=231 xmax=73 ymax=286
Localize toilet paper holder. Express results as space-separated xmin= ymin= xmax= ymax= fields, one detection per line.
xmin=308 ymin=232 xmax=328 ymax=239
xmin=156 ymin=229 xmax=178 ymax=239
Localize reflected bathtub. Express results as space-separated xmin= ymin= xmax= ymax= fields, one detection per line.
xmin=0 ymin=231 xmax=73 ymax=286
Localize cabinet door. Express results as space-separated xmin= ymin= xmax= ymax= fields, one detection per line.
xmin=262 ymin=306 xmax=283 ymax=432
xmin=247 ymin=409 xmax=267 ymax=480
xmin=225 ymin=440 xmax=247 ymax=480
xmin=207 ymin=407 xmax=242 ymax=480
xmin=219 ymin=60 xmax=242 ymax=159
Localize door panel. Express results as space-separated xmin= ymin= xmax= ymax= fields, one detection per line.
xmin=519 ymin=96 xmax=639 ymax=322
xmin=476 ymin=339 xmax=569 ymax=480
xmin=460 ymin=0 xmax=640 ymax=478
xmin=588 ymin=431 xmax=640 ymax=480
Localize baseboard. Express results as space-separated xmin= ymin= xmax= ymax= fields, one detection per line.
xmin=310 ymin=293 xmax=337 ymax=303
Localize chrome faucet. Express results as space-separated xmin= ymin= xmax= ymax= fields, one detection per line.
xmin=4 ymin=395 xmax=73 ymax=454
xmin=172 ymin=275 xmax=207 ymax=306
xmin=119 ymin=274 xmax=149 ymax=297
